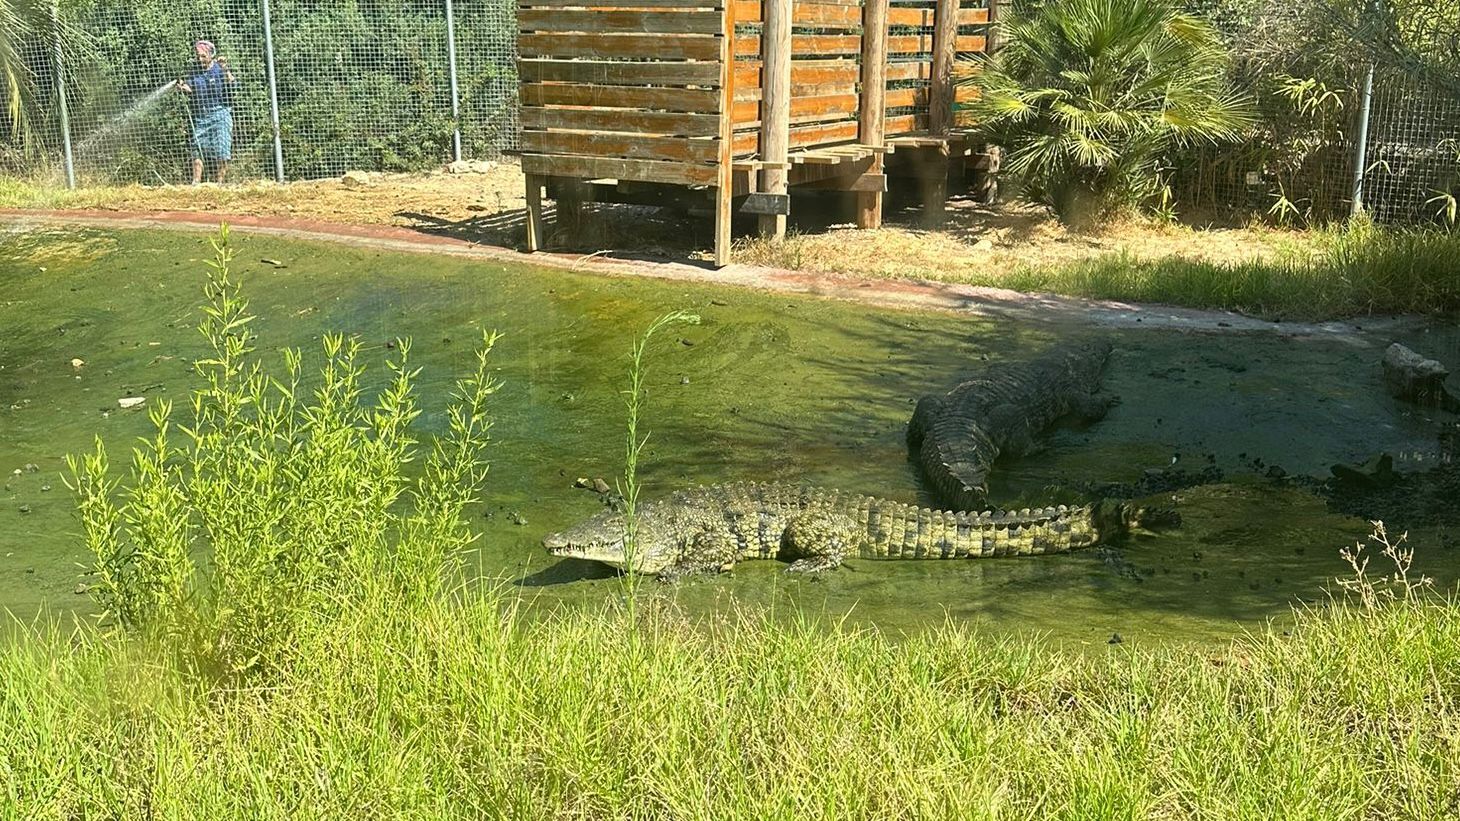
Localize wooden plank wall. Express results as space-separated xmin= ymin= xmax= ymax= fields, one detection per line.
xmin=884 ymin=0 xmax=987 ymax=136
xmin=518 ymin=0 xmax=732 ymax=188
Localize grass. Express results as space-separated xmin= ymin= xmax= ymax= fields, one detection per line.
xmin=3 ymin=576 xmax=1459 ymax=818
xmin=741 ymin=219 xmax=1460 ymax=320
xmin=2 ymin=227 xmax=1459 ymax=817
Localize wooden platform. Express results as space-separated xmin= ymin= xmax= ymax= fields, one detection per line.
xmin=519 ymin=0 xmax=995 ymax=265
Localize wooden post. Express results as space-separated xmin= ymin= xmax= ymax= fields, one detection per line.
xmin=713 ymin=0 xmax=738 ymax=266
xmin=856 ymin=0 xmax=889 ymax=229
xmin=929 ymin=0 xmax=958 ymax=136
xmin=758 ymin=0 xmax=792 ymax=238
xmin=524 ymin=173 xmax=545 ymax=252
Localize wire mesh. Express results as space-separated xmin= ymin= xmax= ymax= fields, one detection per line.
xmin=9 ymin=0 xmax=519 ymax=186
xmin=6 ymin=0 xmax=1457 ymax=225
xmin=1171 ymin=0 xmax=1460 ymax=227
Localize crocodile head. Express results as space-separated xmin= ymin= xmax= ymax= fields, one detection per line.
xmin=542 ymin=507 xmax=681 ymax=575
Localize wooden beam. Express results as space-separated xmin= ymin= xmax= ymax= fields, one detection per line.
xmin=714 ymin=0 xmax=737 ymax=267
xmin=520 ymin=107 xmax=721 ymax=137
xmin=521 ymin=83 xmax=721 ymax=113
xmin=757 ymin=0 xmax=791 ymax=238
xmin=520 ymin=33 xmax=720 ymax=60
xmin=929 ymin=0 xmax=958 ymax=135
xmin=518 ymin=58 xmax=722 ymax=86
xmin=521 ymin=153 xmax=719 ymax=186
xmin=524 ymin=173 xmax=546 ymax=252
xmin=521 ymin=131 xmax=721 ymax=163
xmin=517 ymin=9 xmax=722 ymax=33
xmin=857 ymin=0 xmax=888 ymax=228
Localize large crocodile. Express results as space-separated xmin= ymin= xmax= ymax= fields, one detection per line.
xmin=908 ymin=340 xmax=1117 ymax=511
xmin=543 ymin=481 xmax=1176 ymax=578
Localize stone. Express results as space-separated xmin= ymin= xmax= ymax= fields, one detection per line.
xmin=1382 ymin=343 xmax=1460 ymax=411
xmin=341 ymin=170 xmax=373 ymax=189
xmin=118 ymin=397 xmax=146 ymax=410
xmin=74 ymin=583 xmax=89 ymax=595
xmin=592 ymin=478 xmax=612 ymax=495
xmin=70 ymin=358 xmax=85 ymax=369
xmin=447 ymin=159 xmax=495 ymax=175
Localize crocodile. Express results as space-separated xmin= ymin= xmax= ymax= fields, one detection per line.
xmin=908 ymin=340 xmax=1117 ymax=511
xmin=543 ymin=481 xmax=1177 ymax=578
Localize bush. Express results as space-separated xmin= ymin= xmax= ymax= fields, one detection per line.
xmin=68 ymin=225 xmax=502 ymax=679
xmin=960 ymin=0 xmax=1253 ymax=226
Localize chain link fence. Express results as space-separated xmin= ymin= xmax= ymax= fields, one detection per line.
xmin=1171 ymin=0 xmax=1460 ymax=227
xmin=8 ymin=0 xmax=518 ymax=187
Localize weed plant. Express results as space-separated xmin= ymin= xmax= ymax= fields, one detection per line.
xmin=66 ymin=225 xmax=502 ymax=680
xmin=619 ymin=310 xmax=699 ymax=615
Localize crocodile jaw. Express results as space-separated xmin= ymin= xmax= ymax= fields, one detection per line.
xmin=544 ymin=531 xmax=677 ymax=575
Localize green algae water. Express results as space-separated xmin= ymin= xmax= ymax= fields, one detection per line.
xmin=3 ymin=225 xmax=1458 ymax=645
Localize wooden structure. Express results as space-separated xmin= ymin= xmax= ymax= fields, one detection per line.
xmin=518 ymin=0 xmax=991 ymax=265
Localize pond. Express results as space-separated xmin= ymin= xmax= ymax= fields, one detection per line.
xmin=2 ymin=224 xmax=1457 ymax=645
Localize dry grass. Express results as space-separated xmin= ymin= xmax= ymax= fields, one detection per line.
xmin=735 ymin=198 xmax=1309 ymax=282
xmin=3 ymin=163 xmax=1313 ymax=279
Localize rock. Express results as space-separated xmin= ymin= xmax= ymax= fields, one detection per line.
xmin=447 ymin=159 xmax=496 ymax=175
xmin=1382 ymin=343 xmax=1460 ymax=411
xmin=18 ymin=505 xmax=30 ymax=514
xmin=592 ymin=478 xmax=612 ymax=495
xmin=74 ymin=583 xmax=89 ymax=595
xmin=70 ymin=358 xmax=85 ymax=369
xmin=574 ymin=477 xmax=593 ymax=489
xmin=1108 ymin=633 xmax=1123 ymax=645
xmin=1330 ymin=453 xmax=1395 ymax=487
xmin=972 ymin=238 xmax=995 ymax=252
xmin=118 ymin=397 xmax=146 ymax=410
xmin=341 ymin=170 xmax=374 ymax=189
xmin=23 ymin=463 xmax=38 ymax=473
xmin=509 ymin=511 xmax=528 ymax=527
xmin=260 ymin=258 xmax=287 ymax=268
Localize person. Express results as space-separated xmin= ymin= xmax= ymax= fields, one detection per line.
xmin=176 ymin=40 xmax=236 ymax=184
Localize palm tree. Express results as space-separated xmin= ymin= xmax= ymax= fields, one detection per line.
xmin=958 ymin=0 xmax=1253 ymax=226
xmin=0 ymin=0 xmax=82 ymax=156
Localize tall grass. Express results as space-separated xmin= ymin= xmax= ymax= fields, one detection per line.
xmin=3 ymin=568 xmax=1459 ymax=818
xmin=1001 ymin=223 xmax=1460 ymax=319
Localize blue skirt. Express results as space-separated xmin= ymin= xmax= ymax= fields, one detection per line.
xmin=191 ymin=107 xmax=234 ymax=161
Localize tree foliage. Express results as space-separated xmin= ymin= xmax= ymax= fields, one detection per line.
xmin=960 ymin=0 xmax=1253 ymax=225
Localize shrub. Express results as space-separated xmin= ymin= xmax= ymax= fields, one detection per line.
xmin=68 ymin=225 xmax=502 ymax=679
xmin=960 ymin=0 xmax=1253 ymax=226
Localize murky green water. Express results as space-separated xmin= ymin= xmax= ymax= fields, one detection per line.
xmin=3 ymin=225 xmax=1457 ymax=645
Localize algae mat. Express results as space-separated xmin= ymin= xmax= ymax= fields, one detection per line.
xmin=2 ymin=225 xmax=1456 ymax=644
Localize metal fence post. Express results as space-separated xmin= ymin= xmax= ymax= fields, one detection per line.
xmin=1349 ymin=61 xmax=1375 ymax=218
xmin=53 ymin=1 xmax=76 ymax=189
xmin=445 ymin=0 xmax=463 ymax=163
xmin=261 ymin=0 xmax=286 ymax=182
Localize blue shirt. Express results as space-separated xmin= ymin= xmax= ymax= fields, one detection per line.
xmin=187 ymin=63 xmax=231 ymax=114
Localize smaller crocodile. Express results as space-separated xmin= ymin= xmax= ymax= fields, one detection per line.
xmin=909 ymin=340 xmax=1117 ymax=512
xmin=544 ymin=481 xmax=1176 ymax=578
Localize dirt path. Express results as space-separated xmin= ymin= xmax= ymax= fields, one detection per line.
xmin=0 ymin=208 xmax=1392 ymax=343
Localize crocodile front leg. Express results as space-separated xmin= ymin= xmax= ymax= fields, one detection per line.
xmin=657 ymin=527 xmax=739 ymax=581
xmin=781 ymin=512 xmax=852 ymax=573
